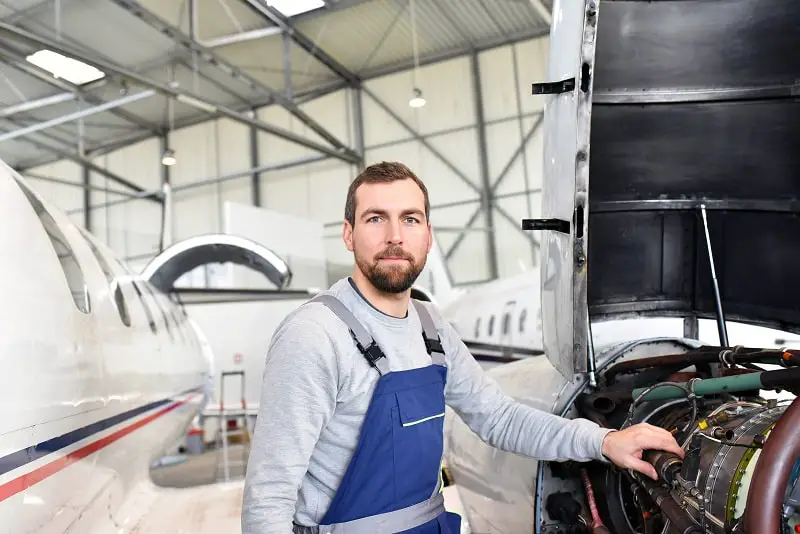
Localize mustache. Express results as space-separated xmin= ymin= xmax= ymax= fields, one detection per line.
xmin=375 ymin=246 xmax=413 ymax=261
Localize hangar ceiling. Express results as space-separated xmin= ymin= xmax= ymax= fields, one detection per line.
xmin=0 ymin=0 xmax=552 ymax=171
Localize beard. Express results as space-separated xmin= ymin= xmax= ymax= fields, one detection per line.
xmin=356 ymin=245 xmax=426 ymax=294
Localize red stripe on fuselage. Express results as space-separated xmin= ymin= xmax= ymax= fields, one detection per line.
xmin=0 ymin=394 xmax=198 ymax=502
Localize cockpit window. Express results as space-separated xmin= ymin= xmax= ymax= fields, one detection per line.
xmin=141 ymin=281 xmax=173 ymax=340
xmin=130 ymin=280 xmax=158 ymax=334
xmin=77 ymin=228 xmax=131 ymax=327
xmin=14 ymin=177 xmax=90 ymax=313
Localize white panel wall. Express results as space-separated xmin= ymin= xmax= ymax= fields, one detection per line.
xmin=22 ymin=35 xmax=550 ymax=288
xmin=94 ymin=138 xmax=162 ymax=259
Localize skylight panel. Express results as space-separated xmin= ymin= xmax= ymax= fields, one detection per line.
xmin=25 ymin=49 xmax=106 ymax=85
xmin=268 ymin=0 xmax=325 ymax=17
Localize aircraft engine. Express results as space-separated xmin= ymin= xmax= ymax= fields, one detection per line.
xmin=562 ymin=350 xmax=800 ymax=534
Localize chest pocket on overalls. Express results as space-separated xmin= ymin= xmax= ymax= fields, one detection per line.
xmin=392 ymin=380 xmax=446 ymax=505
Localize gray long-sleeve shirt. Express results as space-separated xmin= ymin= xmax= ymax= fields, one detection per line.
xmin=241 ymin=277 xmax=611 ymax=533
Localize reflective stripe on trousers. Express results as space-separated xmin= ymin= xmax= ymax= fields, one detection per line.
xmin=293 ymin=295 xmax=462 ymax=534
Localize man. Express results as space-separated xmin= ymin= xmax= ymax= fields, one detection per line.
xmin=242 ymin=162 xmax=684 ymax=534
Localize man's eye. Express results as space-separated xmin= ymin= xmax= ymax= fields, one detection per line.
xmin=368 ymin=216 xmax=381 ymax=223
xmin=405 ymin=217 xmax=419 ymax=224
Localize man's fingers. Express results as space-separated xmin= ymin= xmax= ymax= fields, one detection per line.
xmin=634 ymin=424 xmax=686 ymax=458
xmin=628 ymin=458 xmax=659 ymax=480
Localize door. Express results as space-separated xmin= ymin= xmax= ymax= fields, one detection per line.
xmin=532 ymin=0 xmax=600 ymax=380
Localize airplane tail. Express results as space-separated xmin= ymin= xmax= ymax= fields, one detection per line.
xmin=420 ymin=230 xmax=460 ymax=306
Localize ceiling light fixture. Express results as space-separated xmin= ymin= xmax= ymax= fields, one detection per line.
xmin=267 ymin=0 xmax=325 ymax=17
xmin=409 ymin=87 xmax=426 ymax=108
xmin=26 ymin=49 xmax=105 ymax=85
xmin=161 ymin=148 xmax=176 ymax=166
xmin=407 ymin=0 xmax=425 ymax=109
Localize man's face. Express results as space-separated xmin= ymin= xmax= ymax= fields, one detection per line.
xmin=343 ymin=179 xmax=432 ymax=294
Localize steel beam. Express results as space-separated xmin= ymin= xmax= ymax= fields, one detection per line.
xmin=529 ymin=0 xmax=552 ymax=26
xmin=283 ymin=31 xmax=293 ymax=100
xmin=250 ymin=115 xmax=261 ymax=206
xmin=23 ymin=170 xmax=142 ymax=197
xmin=69 ymin=153 xmax=330 ymax=216
xmin=493 ymin=203 xmax=539 ymax=249
xmin=0 ymin=90 xmax=155 ymax=143
xmin=471 ymin=52 xmax=498 ymax=279
xmin=2 ymin=127 xmax=158 ymax=200
xmin=490 ymin=113 xmax=543 ymax=192
xmin=107 ymin=0 xmax=356 ymax=157
xmin=16 ymin=26 xmax=550 ymax=171
xmin=362 ymin=88 xmax=481 ymax=195
xmin=0 ymin=44 xmax=164 ymax=136
xmin=351 ymin=86 xmax=365 ymax=171
xmin=0 ymin=21 xmax=360 ymax=164
xmin=240 ymin=0 xmax=360 ymax=86
xmin=511 ymin=43 xmax=534 ymax=221
xmin=444 ymin=207 xmax=484 ymax=260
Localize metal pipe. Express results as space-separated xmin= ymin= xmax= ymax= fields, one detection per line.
xmin=745 ymin=396 xmax=800 ymax=533
xmin=700 ymin=204 xmax=729 ymax=346
xmin=631 ymin=366 xmax=800 ymax=401
xmin=0 ymin=91 xmax=75 ymax=118
xmin=605 ymin=346 xmax=782 ymax=379
xmin=0 ymin=90 xmax=155 ymax=143
xmin=201 ymin=26 xmax=282 ymax=48
xmin=636 ymin=475 xmax=702 ymax=534
xmin=587 ymin=315 xmax=597 ymax=387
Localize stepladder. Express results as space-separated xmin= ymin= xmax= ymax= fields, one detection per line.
xmin=214 ymin=370 xmax=252 ymax=482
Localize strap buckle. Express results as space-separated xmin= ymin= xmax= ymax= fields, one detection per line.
xmin=424 ymin=335 xmax=444 ymax=355
xmin=351 ymin=331 xmax=386 ymax=367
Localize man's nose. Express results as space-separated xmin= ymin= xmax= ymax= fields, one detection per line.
xmin=387 ymin=219 xmax=403 ymax=243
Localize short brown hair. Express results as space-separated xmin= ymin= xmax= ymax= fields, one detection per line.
xmin=344 ymin=161 xmax=430 ymax=226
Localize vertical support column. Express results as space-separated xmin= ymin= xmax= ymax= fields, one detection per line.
xmin=250 ymin=109 xmax=261 ymax=206
xmin=511 ymin=43 xmax=536 ymax=266
xmin=351 ymin=85 xmax=365 ymax=172
xmin=470 ymin=51 xmax=498 ymax=280
xmin=283 ymin=31 xmax=293 ymax=100
xmin=83 ymin=164 xmax=91 ymax=231
xmin=78 ymin=115 xmax=91 ymax=231
xmin=159 ymin=135 xmax=172 ymax=251
xmin=189 ymin=0 xmax=198 ymax=39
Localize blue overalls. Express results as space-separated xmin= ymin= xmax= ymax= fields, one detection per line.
xmin=293 ymin=294 xmax=462 ymax=534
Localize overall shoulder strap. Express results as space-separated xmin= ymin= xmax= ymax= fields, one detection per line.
xmin=410 ymin=300 xmax=446 ymax=366
xmin=310 ymin=294 xmax=389 ymax=375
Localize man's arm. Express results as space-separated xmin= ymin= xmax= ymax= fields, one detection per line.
xmin=439 ymin=319 xmax=611 ymax=462
xmin=242 ymin=309 xmax=339 ymax=534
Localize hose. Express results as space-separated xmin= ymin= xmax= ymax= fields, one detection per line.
xmin=605 ymin=346 xmax=795 ymax=380
xmin=744 ymin=395 xmax=800 ymax=533
xmin=630 ymin=366 xmax=800 ymax=402
xmin=580 ymin=468 xmax=610 ymax=534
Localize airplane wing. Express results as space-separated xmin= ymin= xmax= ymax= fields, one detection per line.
xmin=168 ymin=287 xmax=318 ymax=305
xmin=463 ymin=340 xmax=544 ymax=363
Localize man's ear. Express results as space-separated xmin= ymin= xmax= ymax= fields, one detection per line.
xmin=343 ymin=221 xmax=354 ymax=252
xmin=426 ymin=222 xmax=433 ymax=253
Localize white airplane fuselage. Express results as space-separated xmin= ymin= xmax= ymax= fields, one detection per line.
xmin=0 ymin=166 xmax=210 ymax=533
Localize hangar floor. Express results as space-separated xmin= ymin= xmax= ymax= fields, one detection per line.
xmin=149 ymin=444 xmax=471 ymax=533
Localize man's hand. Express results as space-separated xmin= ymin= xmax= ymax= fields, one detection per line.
xmin=601 ymin=423 xmax=685 ymax=480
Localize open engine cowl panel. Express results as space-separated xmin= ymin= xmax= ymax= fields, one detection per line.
xmin=531 ymin=0 xmax=800 ymax=381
